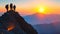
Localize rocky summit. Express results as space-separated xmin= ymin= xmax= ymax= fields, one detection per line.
xmin=0 ymin=10 xmax=38 ymax=34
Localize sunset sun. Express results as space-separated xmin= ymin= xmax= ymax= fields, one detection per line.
xmin=39 ymin=7 xmax=45 ymax=13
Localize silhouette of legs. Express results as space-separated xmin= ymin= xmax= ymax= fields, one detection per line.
xmin=5 ymin=4 xmax=9 ymax=11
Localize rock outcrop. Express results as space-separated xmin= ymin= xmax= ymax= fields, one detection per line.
xmin=0 ymin=10 xmax=38 ymax=34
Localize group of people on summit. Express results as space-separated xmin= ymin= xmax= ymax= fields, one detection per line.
xmin=5 ymin=3 xmax=16 ymax=11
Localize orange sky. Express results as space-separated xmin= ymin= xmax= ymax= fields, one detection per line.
xmin=0 ymin=0 xmax=60 ymax=16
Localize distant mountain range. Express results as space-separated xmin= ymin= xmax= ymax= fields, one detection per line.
xmin=33 ymin=24 xmax=55 ymax=34
xmin=23 ymin=13 xmax=60 ymax=34
xmin=23 ymin=13 xmax=60 ymax=25
xmin=33 ymin=22 xmax=60 ymax=34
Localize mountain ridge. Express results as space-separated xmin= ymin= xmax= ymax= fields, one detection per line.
xmin=33 ymin=21 xmax=60 ymax=34
xmin=23 ymin=13 xmax=60 ymax=25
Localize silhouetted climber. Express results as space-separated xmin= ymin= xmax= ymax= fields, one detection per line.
xmin=13 ymin=5 xmax=16 ymax=11
xmin=5 ymin=4 xmax=9 ymax=11
xmin=10 ymin=3 xmax=13 ymax=10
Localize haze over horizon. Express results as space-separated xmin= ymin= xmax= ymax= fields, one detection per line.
xmin=0 ymin=0 xmax=60 ymax=16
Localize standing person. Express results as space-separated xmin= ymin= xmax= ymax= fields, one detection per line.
xmin=5 ymin=4 xmax=9 ymax=11
xmin=13 ymin=5 xmax=16 ymax=11
xmin=10 ymin=3 xmax=13 ymax=10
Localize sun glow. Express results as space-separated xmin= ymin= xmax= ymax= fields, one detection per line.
xmin=39 ymin=7 xmax=45 ymax=13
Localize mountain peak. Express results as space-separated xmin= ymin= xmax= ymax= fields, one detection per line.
xmin=0 ymin=10 xmax=38 ymax=34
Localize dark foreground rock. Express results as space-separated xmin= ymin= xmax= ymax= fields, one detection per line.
xmin=0 ymin=10 xmax=38 ymax=34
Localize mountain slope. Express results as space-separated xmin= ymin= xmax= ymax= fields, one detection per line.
xmin=0 ymin=10 xmax=38 ymax=34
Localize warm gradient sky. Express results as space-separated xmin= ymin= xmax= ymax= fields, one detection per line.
xmin=0 ymin=0 xmax=60 ymax=16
